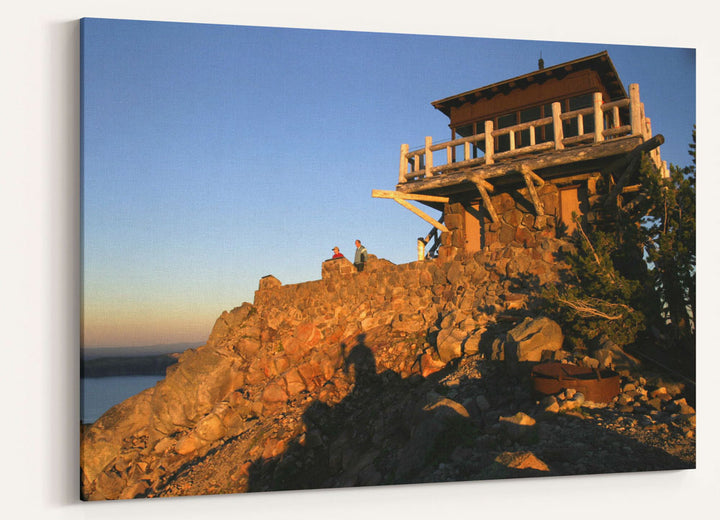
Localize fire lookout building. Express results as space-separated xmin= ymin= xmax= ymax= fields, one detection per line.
xmin=373 ymin=51 xmax=667 ymax=262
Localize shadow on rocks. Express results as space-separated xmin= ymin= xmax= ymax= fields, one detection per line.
xmin=243 ymin=335 xmax=693 ymax=493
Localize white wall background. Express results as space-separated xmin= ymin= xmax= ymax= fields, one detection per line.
xmin=1 ymin=1 xmax=717 ymax=519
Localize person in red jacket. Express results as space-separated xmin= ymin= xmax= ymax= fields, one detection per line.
xmin=331 ymin=246 xmax=344 ymax=259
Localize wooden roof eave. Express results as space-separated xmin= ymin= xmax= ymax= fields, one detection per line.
xmin=431 ymin=51 xmax=626 ymax=117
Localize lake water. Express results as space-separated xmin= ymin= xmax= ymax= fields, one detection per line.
xmin=81 ymin=375 xmax=165 ymax=424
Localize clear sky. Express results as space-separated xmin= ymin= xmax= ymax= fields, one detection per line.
xmin=80 ymin=18 xmax=696 ymax=348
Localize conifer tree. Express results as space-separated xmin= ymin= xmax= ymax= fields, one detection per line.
xmin=543 ymin=129 xmax=696 ymax=354
xmin=635 ymin=128 xmax=696 ymax=350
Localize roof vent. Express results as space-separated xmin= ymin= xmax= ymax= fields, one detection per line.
xmin=538 ymin=55 xmax=544 ymax=70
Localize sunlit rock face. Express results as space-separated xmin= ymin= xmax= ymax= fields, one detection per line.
xmin=80 ymin=235 xmax=695 ymax=500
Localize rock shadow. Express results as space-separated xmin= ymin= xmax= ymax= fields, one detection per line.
xmin=243 ymin=334 xmax=693 ymax=494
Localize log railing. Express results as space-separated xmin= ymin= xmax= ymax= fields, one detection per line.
xmin=399 ymin=84 xmax=647 ymax=183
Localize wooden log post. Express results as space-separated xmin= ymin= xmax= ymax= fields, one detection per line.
xmin=519 ymin=164 xmax=545 ymax=186
xmin=484 ymin=120 xmax=494 ymax=165
xmin=519 ymin=165 xmax=545 ymax=216
xmin=371 ymin=189 xmax=449 ymax=204
xmin=630 ymin=83 xmax=642 ymax=136
xmin=475 ymin=182 xmax=498 ymax=223
xmin=424 ymin=136 xmax=433 ymax=177
xmin=593 ymin=92 xmax=604 ymax=143
xmin=552 ymin=102 xmax=564 ymax=150
xmin=399 ymin=143 xmax=409 ymax=183
xmin=466 ymin=173 xmax=498 ymax=223
xmin=604 ymin=154 xmax=641 ymax=208
xmin=393 ymin=198 xmax=448 ymax=232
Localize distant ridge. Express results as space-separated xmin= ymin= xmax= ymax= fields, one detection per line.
xmin=81 ymin=342 xmax=202 ymax=378
xmin=82 ymin=342 xmax=202 ymax=360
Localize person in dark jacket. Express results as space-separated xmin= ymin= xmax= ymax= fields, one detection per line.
xmin=354 ymin=239 xmax=367 ymax=271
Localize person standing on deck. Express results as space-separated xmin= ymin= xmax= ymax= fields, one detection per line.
xmin=354 ymin=239 xmax=367 ymax=272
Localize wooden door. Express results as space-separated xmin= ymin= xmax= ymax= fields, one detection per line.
xmin=559 ymin=187 xmax=581 ymax=235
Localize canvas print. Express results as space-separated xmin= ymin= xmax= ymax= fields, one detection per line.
xmin=80 ymin=18 xmax=696 ymax=500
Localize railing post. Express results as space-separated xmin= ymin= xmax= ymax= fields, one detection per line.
xmin=424 ymin=136 xmax=433 ymax=177
xmin=630 ymin=83 xmax=642 ymax=136
xmin=484 ymin=120 xmax=494 ymax=164
xmin=399 ymin=143 xmax=409 ymax=183
xmin=552 ymin=102 xmax=564 ymax=150
xmin=593 ymin=92 xmax=604 ymax=143
xmin=509 ymin=130 xmax=515 ymax=151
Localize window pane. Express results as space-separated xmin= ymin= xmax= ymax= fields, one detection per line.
xmin=497 ymin=113 xmax=516 ymax=128
xmin=569 ymin=94 xmax=593 ymax=111
xmin=520 ymin=106 xmax=541 ymax=123
xmin=456 ymin=124 xmax=473 ymax=137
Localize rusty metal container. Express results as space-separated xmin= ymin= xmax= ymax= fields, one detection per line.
xmin=531 ymin=362 xmax=620 ymax=403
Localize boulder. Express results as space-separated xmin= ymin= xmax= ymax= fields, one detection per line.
xmin=502 ymin=316 xmax=564 ymax=362
xmin=498 ymin=411 xmax=537 ymax=441
xmin=395 ymin=395 xmax=471 ymax=479
xmin=436 ymin=327 xmax=467 ymax=363
xmin=591 ymin=334 xmax=640 ymax=370
xmin=494 ymin=451 xmax=550 ymax=472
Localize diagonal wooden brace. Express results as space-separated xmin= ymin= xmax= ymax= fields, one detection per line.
xmin=393 ymin=198 xmax=449 ymax=232
xmin=604 ymin=154 xmax=641 ymax=208
xmin=519 ymin=165 xmax=545 ymax=216
xmin=466 ymin=173 xmax=498 ymax=223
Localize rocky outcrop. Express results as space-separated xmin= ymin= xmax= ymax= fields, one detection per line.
xmin=80 ymin=237 xmax=695 ymax=500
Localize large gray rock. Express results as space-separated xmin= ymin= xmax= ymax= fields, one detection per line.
xmin=591 ymin=334 xmax=640 ymax=370
xmin=501 ymin=316 xmax=564 ymax=362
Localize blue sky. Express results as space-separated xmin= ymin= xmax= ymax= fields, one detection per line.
xmin=80 ymin=18 xmax=696 ymax=347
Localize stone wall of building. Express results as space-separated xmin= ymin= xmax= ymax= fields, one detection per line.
xmin=438 ymin=183 xmax=570 ymax=261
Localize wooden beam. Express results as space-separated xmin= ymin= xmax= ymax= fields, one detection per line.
xmin=593 ymin=92 xmax=604 ymax=143
xmin=393 ymin=198 xmax=449 ymax=232
xmin=520 ymin=171 xmax=545 ymax=216
xmin=399 ymin=143 xmax=409 ymax=183
xmin=469 ymin=179 xmax=498 ymax=223
xmin=372 ymin=189 xmax=449 ymax=203
xmin=603 ymin=133 xmax=665 ymax=179
xmin=465 ymin=173 xmax=494 ymax=192
xmin=552 ymin=102 xmax=564 ymax=150
xmin=604 ymin=155 xmax=641 ymax=208
xmin=424 ymin=136 xmax=433 ymax=177
xmin=629 ymin=83 xmax=642 ymax=135
xmin=519 ymin=164 xmax=545 ymax=186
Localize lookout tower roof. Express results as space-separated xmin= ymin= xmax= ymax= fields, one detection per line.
xmin=431 ymin=51 xmax=626 ymax=128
